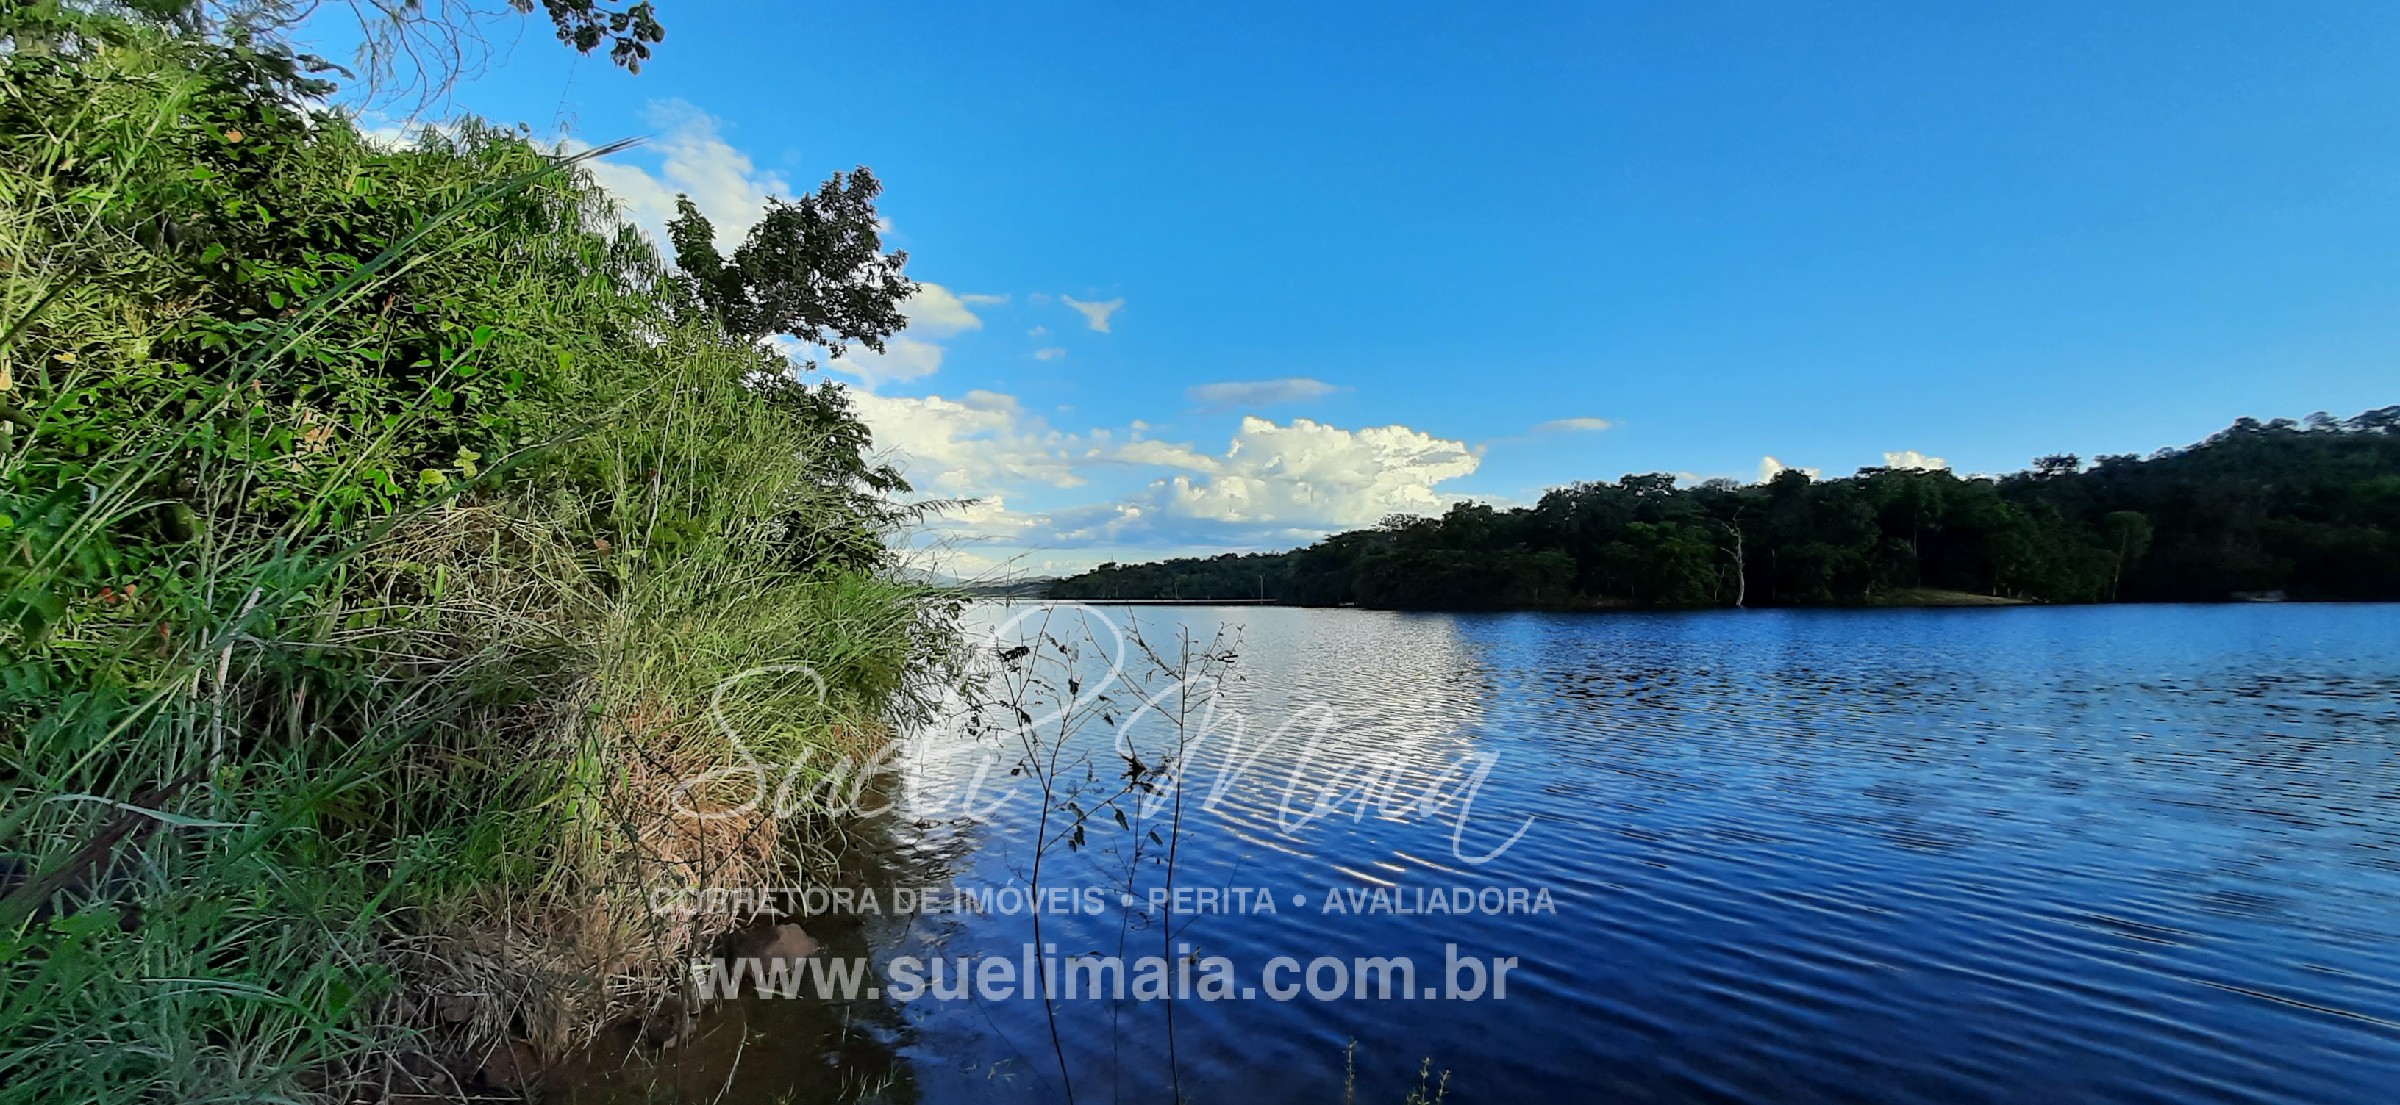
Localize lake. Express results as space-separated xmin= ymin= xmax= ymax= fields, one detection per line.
xmin=572 ymin=603 xmax=2400 ymax=1104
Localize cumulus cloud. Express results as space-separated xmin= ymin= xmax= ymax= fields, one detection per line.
xmin=1883 ymin=449 xmax=1949 ymax=471
xmin=1186 ymin=377 xmax=1339 ymax=412
xmin=1110 ymin=439 xmax=1219 ymax=470
xmin=1062 ymin=295 xmax=1125 ymax=333
xmin=1758 ymin=456 xmax=1821 ymax=482
xmin=1136 ymin=417 xmax=1479 ymax=536
xmin=824 ymin=336 xmax=945 ymax=388
xmin=845 ymin=390 xmax=1481 ymax=551
xmin=1534 ymin=417 xmax=1614 ymax=434
xmin=927 ymin=495 xmax=1044 ymax=541
xmin=844 ymin=387 xmax=1089 ymax=495
xmin=1033 ymin=347 xmax=1067 ymax=361
xmin=578 ymin=101 xmax=789 ymax=251
xmin=1028 ymin=418 xmax=1481 ymax=548
xmin=903 ymin=284 xmax=993 ymax=336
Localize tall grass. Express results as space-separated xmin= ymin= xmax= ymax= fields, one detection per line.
xmin=1 ymin=12 xmax=948 ymax=1101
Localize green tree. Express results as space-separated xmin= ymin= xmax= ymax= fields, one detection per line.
xmin=665 ymin=174 xmax=915 ymax=356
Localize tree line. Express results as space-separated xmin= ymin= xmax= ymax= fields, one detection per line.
xmin=1049 ymin=410 xmax=2400 ymax=609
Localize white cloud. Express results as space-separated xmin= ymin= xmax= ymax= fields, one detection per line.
xmin=1186 ymin=377 xmax=1339 ymax=412
xmin=1111 ymin=439 xmax=1218 ymax=470
xmin=1534 ymin=417 xmax=1614 ymax=434
xmin=903 ymin=284 xmax=992 ymax=336
xmin=1136 ymin=417 xmax=1479 ymax=537
xmin=846 ymin=390 xmax=1480 ymax=552
xmin=961 ymin=293 xmax=1010 ymax=307
xmin=1758 ymin=455 xmax=1821 ymax=482
xmin=926 ymin=495 xmax=1043 ymax=541
xmin=1033 ymin=347 xmax=1067 ymax=361
xmin=578 ymin=100 xmax=789 ymax=251
xmin=824 ymin=336 xmax=945 ymax=388
xmin=1883 ymin=449 xmax=1949 ymax=471
xmin=1062 ymin=295 xmax=1125 ymax=333
xmin=1027 ymin=325 xmax=1049 ymax=337
xmin=844 ymin=386 xmax=1089 ymax=496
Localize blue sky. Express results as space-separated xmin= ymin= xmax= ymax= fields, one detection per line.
xmin=370 ymin=1 xmax=2400 ymax=575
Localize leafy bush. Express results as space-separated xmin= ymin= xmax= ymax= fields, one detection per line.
xmin=1 ymin=10 xmax=949 ymax=1101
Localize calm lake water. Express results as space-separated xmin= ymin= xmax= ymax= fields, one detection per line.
xmin=572 ymin=603 xmax=2400 ymax=1104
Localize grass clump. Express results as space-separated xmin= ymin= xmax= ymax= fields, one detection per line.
xmin=0 ymin=7 xmax=949 ymax=1101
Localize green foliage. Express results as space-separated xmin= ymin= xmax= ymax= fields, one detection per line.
xmin=1051 ymin=411 xmax=2400 ymax=609
xmin=665 ymin=172 xmax=914 ymax=355
xmin=522 ymin=0 xmax=667 ymax=71
xmin=0 ymin=9 xmax=948 ymax=1101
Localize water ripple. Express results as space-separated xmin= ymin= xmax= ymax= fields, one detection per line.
xmin=735 ymin=604 xmax=2400 ymax=1104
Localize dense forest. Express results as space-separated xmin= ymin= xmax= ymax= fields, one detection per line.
xmin=1051 ymin=411 xmax=2400 ymax=609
